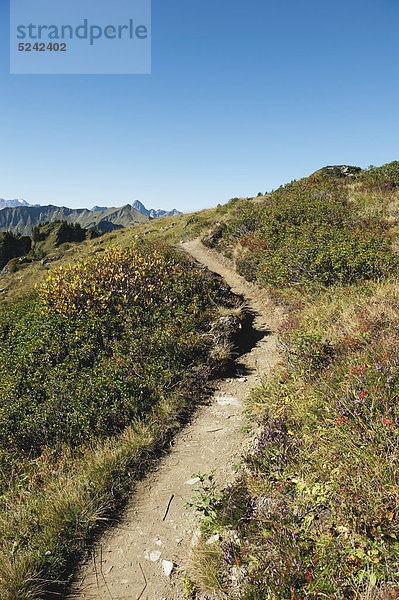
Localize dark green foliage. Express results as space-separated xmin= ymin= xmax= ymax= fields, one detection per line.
xmin=0 ymin=242 xmax=229 ymax=475
xmin=85 ymin=227 xmax=101 ymax=240
xmin=31 ymin=220 xmax=100 ymax=251
xmin=0 ymin=232 xmax=31 ymax=270
xmin=359 ymin=161 xmax=399 ymax=190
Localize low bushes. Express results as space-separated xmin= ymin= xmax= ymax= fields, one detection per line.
xmin=358 ymin=161 xmax=399 ymax=191
xmin=188 ymin=164 xmax=399 ymax=599
xmin=190 ymin=282 xmax=399 ymax=599
xmin=0 ymin=240 xmax=239 ymax=600
xmin=210 ymin=173 xmax=397 ymax=287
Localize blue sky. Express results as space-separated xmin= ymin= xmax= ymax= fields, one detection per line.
xmin=0 ymin=0 xmax=398 ymax=212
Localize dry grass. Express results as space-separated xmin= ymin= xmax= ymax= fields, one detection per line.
xmin=0 ymin=421 xmax=155 ymax=600
xmin=189 ymin=541 xmax=227 ymax=598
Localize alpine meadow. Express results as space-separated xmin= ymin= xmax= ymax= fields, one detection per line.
xmin=0 ymin=163 xmax=398 ymax=599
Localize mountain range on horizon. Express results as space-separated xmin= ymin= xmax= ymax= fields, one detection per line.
xmin=131 ymin=200 xmax=181 ymax=220
xmin=0 ymin=198 xmax=41 ymax=209
xmin=0 ymin=199 xmax=182 ymax=236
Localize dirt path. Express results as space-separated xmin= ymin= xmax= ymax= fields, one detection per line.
xmin=68 ymin=240 xmax=283 ymax=600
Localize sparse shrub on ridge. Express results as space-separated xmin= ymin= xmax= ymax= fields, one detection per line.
xmin=358 ymin=161 xmax=399 ymax=191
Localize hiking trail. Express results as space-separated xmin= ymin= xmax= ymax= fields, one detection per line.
xmin=68 ymin=239 xmax=283 ymax=600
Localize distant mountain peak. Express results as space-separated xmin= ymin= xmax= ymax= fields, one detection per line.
xmin=132 ymin=200 xmax=181 ymax=219
xmin=0 ymin=198 xmax=40 ymax=209
xmin=132 ymin=200 xmax=149 ymax=215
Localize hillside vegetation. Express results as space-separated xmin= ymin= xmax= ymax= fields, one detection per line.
xmin=0 ymin=239 xmax=240 ymax=600
xmin=0 ymin=232 xmax=31 ymax=270
xmin=1 ymin=161 xmax=399 ymax=600
xmin=185 ymin=162 xmax=399 ymax=599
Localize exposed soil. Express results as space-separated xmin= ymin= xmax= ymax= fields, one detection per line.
xmin=68 ymin=240 xmax=284 ymax=600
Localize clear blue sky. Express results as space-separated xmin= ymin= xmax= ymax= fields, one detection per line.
xmin=0 ymin=0 xmax=398 ymax=212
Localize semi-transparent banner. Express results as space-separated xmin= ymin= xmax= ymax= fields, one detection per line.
xmin=10 ymin=0 xmax=151 ymax=74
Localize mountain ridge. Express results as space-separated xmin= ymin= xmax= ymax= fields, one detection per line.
xmin=131 ymin=200 xmax=181 ymax=219
xmin=0 ymin=201 xmax=181 ymax=235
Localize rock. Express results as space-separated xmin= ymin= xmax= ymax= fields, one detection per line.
xmin=185 ymin=476 xmax=200 ymax=485
xmin=206 ymin=534 xmax=221 ymax=545
xmin=191 ymin=528 xmax=201 ymax=547
xmin=162 ymin=559 xmax=174 ymax=577
xmin=230 ymin=565 xmax=247 ymax=589
xmin=149 ymin=550 xmax=161 ymax=562
xmin=255 ymin=496 xmax=277 ymax=519
xmin=224 ymin=530 xmax=241 ymax=544
xmin=216 ymin=396 xmax=242 ymax=407
xmin=237 ymin=377 xmax=247 ymax=382
xmin=153 ymin=537 xmax=162 ymax=546
xmin=40 ymin=255 xmax=60 ymax=266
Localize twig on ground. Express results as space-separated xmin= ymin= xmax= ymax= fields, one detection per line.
xmin=162 ymin=493 xmax=175 ymax=521
xmin=136 ymin=563 xmax=147 ymax=600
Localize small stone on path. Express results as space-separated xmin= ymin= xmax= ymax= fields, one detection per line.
xmin=206 ymin=533 xmax=221 ymax=545
xmin=185 ymin=476 xmax=200 ymax=485
xmin=162 ymin=559 xmax=174 ymax=577
xmin=216 ymin=396 xmax=242 ymax=407
xmin=149 ymin=550 xmax=161 ymax=562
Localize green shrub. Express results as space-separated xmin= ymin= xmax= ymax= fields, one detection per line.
xmin=359 ymin=161 xmax=399 ymax=190
xmin=219 ymin=175 xmax=397 ymax=287
xmin=0 ymin=242 xmax=226 ymax=462
xmin=0 ymin=232 xmax=31 ymax=270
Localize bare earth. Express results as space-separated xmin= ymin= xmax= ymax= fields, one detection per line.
xmin=68 ymin=239 xmax=283 ymax=600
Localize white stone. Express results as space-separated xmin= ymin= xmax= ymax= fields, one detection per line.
xmin=206 ymin=534 xmax=221 ymax=545
xmin=162 ymin=559 xmax=174 ymax=577
xmin=191 ymin=528 xmax=201 ymax=547
xmin=185 ymin=476 xmax=200 ymax=485
xmin=149 ymin=550 xmax=161 ymax=562
xmin=216 ymin=396 xmax=242 ymax=407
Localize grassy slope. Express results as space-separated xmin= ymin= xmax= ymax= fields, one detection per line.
xmin=182 ymin=163 xmax=399 ymax=600
xmin=0 ymin=207 xmax=225 ymax=302
xmin=2 ymin=163 xmax=399 ymax=599
xmin=0 ymin=236 xmax=241 ymax=600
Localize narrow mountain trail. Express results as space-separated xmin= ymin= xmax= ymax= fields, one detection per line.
xmin=68 ymin=240 xmax=284 ymax=600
